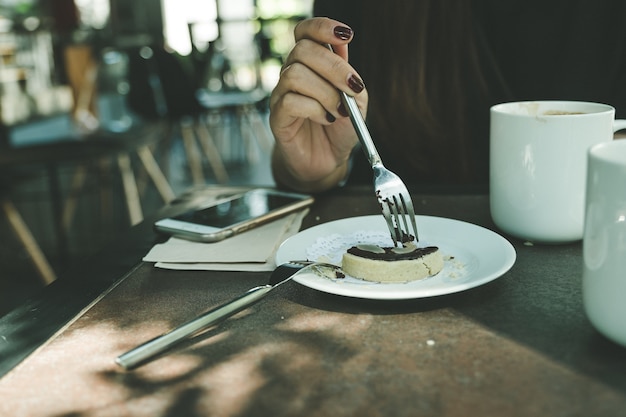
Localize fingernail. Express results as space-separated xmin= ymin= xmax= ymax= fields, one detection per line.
xmin=333 ymin=26 xmax=353 ymax=40
xmin=338 ymin=102 xmax=349 ymax=117
xmin=347 ymin=74 xmax=365 ymax=94
xmin=326 ymin=112 xmax=336 ymax=123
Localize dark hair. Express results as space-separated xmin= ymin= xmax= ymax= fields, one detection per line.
xmin=357 ymin=0 xmax=491 ymax=184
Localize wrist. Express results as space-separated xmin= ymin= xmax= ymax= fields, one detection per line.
xmin=271 ymin=149 xmax=351 ymax=193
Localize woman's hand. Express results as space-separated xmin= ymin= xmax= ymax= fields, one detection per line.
xmin=270 ymin=17 xmax=369 ymax=192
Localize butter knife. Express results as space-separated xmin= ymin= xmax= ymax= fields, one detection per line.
xmin=115 ymin=261 xmax=339 ymax=370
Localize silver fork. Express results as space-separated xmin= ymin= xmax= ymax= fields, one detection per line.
xmin=115 ymin=261 xmax=341 ymax=370
xmin=325 ymin=45 xmax=419 ymax=245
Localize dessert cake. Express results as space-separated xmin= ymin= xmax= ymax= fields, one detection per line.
xmin=341 ymin=242 xmax=444 ymax=283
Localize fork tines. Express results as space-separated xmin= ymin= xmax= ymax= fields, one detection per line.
xmin=380 ymin=192 xmax=419 ymax=246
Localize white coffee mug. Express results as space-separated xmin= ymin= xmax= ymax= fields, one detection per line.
xmin=490 ymin=100 xmax=626 ymax=243
xmin=583 ymin=140 xmax=626 ymax=347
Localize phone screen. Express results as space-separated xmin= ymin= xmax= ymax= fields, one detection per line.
xmin=173 ymin=191 xmax=305 ymax=228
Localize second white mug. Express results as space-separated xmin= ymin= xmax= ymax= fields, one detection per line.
xmin=583 ymin=139 xmax=626 ymax=347
xmin=490 ymin=100 xmax=626 ymax=243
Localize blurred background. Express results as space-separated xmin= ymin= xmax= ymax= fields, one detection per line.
xmin=0 ymin=0 xmax=313 ymax=314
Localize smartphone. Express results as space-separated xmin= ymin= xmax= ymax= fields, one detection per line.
xmin=154 ymin=188 xmax=314 ymax=242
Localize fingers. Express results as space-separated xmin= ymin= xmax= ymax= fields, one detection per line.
xmin=283 ymin=39 xmax=365 ymax=97
xmin=290 ymin=17 xmax=364 ymax=98
xmin=294 ymin=17 xmax=353 ymax=60
xmin=270 ymin=89 xmax=330 ymax=136
xmin=269 ymin=18 xmax=364 ymax=192
xmin=270 ymin=17 xmax=368 ymax=141
xmin=271 ymin=60 xmax=342 ymax=126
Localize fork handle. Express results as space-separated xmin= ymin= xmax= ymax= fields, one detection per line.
xmin=325 ymin=44 xmax=382 ymax=168
xmin=341 ymin=92 xmax=383 ymax=168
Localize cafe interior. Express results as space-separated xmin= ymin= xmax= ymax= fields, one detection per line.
xmin=0 ymin=0 xmax=311 ymax=315
xmin=1 ymin=1 xmax=626 ymax=415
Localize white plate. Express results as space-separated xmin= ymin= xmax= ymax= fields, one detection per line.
xmin=275 ymin=215 xmax=516 ymax=300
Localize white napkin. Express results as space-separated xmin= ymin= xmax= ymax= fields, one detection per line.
xmin=143 ymin=209 xmax=308 ymax=271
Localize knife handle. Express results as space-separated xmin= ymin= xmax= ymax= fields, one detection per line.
xmin=116 ymin=285 xmax=273 ymax=370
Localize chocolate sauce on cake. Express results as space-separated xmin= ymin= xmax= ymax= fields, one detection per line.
xmin=347 ymin=244 xmax=438 ymax=261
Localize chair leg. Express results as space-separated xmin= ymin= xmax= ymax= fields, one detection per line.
xmin=136 ymin=145 xmax=176 ymax=203
xmin=61 ymin=164 xmax=88 ymax=231
xmin=180 ymin=120 xmax=205 ymax=185
xmin=158 ymin=122 xmax=175 ymax=180
xmin=98 ymin=158 xmax=114 ymax=224
xmin=244 ymin=105 xmax=274 ymax=152
xmin=116 ymin=153 xmax=143 ymax=226
xmin=2 ymin=198 xmax=57 ymax=285
xmin=194 ymin=119 xmax=229 ymax=184
xmin=237 ymin=107 xmax=260 ymax=164
xmin=63 ymin=141 xmax=174 ymax=231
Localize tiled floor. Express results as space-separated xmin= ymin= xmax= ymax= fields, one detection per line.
xmin=0 ymin=113 xmax=275 ymax=316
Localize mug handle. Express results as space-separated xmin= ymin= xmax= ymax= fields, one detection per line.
xmin=614 ymin=119 xmax=626 ymax=134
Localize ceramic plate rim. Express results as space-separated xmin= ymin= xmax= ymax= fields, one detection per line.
xmin=275 ymin=215 xmax=516 ymax=300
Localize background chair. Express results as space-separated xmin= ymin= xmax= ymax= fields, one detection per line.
xmin=1 ymin=173 xmax=56 ymax=285
xmin=127 ymin=44 xmax=229 ymax=185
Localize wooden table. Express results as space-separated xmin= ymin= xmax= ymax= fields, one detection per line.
xmin=0 ymin=186 xmax=624 ymax=417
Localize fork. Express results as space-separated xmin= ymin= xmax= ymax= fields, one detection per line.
xmin=325 ymin=45 xmax=419 ymax=245
xmin=115 ymin=261 xmax=341 ymax=370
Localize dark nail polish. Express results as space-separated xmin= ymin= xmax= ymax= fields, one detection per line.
xmin=338 ymin=102 xmax=349 ymax=117
xmin=348 ymin=74 xmax=365 ymax=94
xmin=333 ymin=26 xmax=353 ymax=40
xmin=326 ymin=112 xmax=336 ymax=123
